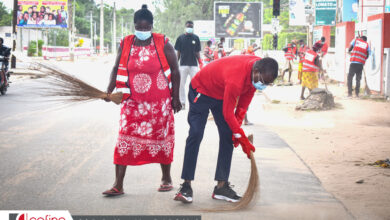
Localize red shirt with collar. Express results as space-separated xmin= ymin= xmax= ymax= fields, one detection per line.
xmin=191 ymin=55 xmax=259 ymax=133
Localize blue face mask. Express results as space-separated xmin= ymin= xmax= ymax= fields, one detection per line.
xmin=185 ymin=27 xmax=193 ymax=34
xmin=252 ymin=80 xmax=267 ymax=91
xmin=135 ymin=30 xmax=151 ymax=41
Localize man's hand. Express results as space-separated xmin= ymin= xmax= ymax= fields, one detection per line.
xmin=232 ymin=128 xmax=255 ymax=159
xmin=171 ymin=97 xmax=182 ymax=113
xmin=198 ymin=59 xmax=204 ymax=69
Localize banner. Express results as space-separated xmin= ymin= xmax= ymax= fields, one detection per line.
xmin=289 ymin=0 xmax=307 ymax=26
xmin=333 ymin=26 xmax=346 ymax=82
xmin=17 ymin=0 xmax=68 ymax=28
xmin=315 ymin=0 xmax=337 ymax=25
xmin=342 ymin=0 xmax=358 ymax=22
xmin=214 ymin=2 xmax=262 ymax=38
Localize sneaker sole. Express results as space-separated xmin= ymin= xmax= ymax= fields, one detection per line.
xmin=212 ymin=193 xmax=239 ymax=203
xmin=174 ymin=193 xmax=193 ymax=203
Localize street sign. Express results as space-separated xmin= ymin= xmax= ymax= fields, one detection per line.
xmin=214 ymin=2 xmax=263 ymax=38
xmin=315 ymin=0 xmax=337 ymax=26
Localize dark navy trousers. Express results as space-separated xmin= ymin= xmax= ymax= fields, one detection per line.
xmin=181 ymin=84 xmax=234 ymax=181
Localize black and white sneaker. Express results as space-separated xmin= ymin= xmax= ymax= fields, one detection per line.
xmin=174 ymin=182 xmax=193 ymax=203
xmin=212 ymin=182 xmax=241 ymax=203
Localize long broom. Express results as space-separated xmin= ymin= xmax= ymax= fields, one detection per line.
xmin=13 ymin=53 xmax=123 ymax=104
xmin=202 ymin=134 xmax=259 ymax=211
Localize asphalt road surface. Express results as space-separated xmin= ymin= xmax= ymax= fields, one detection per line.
xmin=0 ymin=57 xmax=353 ymax=220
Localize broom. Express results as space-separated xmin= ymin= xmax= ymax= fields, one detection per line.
xmin=13 ymin=53 xmax=123 ymax=105
xmin=202 ymin=134 xmax=259 ymax=212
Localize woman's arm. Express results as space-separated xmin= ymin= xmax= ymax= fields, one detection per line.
xmin=106 ymin=46 xmax=122 ymax=94
xmin=164 ymin=41 xmax=182 ymax=113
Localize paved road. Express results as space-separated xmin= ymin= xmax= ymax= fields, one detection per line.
xmin=0 ymin=58 xmax=353 ymax=219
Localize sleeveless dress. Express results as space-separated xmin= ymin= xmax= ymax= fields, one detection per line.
xmin=114 ymin=38 xmax=175 ymax=166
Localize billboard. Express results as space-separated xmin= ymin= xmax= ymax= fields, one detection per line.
xmin=17 ymin=0 xmax=68 ymax=28
xmin=315 ymin=0 xmax=337 ymax=25
xmin=342 ymin=0 xmax=358 ymax=22
xmin=214 ymin=2 xmax=262 ymax=38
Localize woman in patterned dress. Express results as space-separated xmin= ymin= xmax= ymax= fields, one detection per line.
xmin=102 ymin=5 xmax=181 ymax=196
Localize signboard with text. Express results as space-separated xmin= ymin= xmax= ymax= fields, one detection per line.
xmin=17 ymin=0 xmax=68 ymax=28
xmin=315 ymin=0 xmax=337 ymax=25
xmin=214 ymin=2 xmax=262 ymax=38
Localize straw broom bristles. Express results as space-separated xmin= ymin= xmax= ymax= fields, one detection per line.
xmin=27 ymin=60 xmax=123 ymax=105
xmin=202 ymin=134 xmax=259 ymax=212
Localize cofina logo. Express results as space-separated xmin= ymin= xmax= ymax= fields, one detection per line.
xmin=9 ymin=213 xmax=67 ymax=220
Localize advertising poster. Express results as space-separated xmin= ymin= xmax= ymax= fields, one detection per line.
xmin=333 ymin=26 xmax=346 ymax=82
xmin=194 ymin=20 xmax=215 ymax=41
xmin=342 ymin=0 xmax=358 ymax=22
xmin=313 ymin=28 xmax=323 ymax=45
xmin=17 ymin=0 xmax=68 ymax=28
xmin=214 ymin=2 xmax=262 ymax=38
xmin=315 ymin=0 xmax=337 ymax=25
xmin=289 ymin=0 xmax=307 ymax=26
xmin=365 ymin=19 xmax=382 ymax=91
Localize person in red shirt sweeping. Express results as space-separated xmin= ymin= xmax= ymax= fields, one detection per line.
xmin=174 ymin=55 xmax=279 ymax=203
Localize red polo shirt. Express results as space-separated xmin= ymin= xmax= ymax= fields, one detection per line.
xmin=191 ymin=55 xmax=259 ymax=133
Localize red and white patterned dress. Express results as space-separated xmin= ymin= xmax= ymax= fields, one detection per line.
xmin=114 ymin=39 xmax=174 ymax=166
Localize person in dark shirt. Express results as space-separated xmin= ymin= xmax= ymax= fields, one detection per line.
xmin=174 ymin=21 xmax=201 ymax=108
xmin=0 ymin=37 xmax=11 ymax=86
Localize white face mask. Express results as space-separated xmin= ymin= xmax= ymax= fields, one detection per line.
xmin=185 ymin=27 xmax=193 ymax=34
xmin=134 ymin=30 xmax=151 ymax=41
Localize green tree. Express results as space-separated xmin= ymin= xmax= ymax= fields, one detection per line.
xmin=0 ymin=2 xmax=12 ymax=26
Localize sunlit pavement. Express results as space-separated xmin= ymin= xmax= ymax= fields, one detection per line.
xmin=0 ymin=57 xmax=353 ymax=219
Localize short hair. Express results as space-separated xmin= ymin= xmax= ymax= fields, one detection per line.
xmin=313 ymin=41 xmax=323 ymax=52
xmin=361 ymin=36 xmax=367 ymax=41
xmin=254 ymin=57 xmax=279 ymax=80
xmin=0 ymin=37 xmax=3 ymax=43
xmin=321 ymin=36 xmax=325 ymax=42
xmin=185 ymin=21 xmax=193 ymax=25
xmin=134 ymin=4 xmax=153 ymax=24
xmin=206 ymin=40 xmax=212 ymax=46
xmin=299 ymin=39 xmax=304 ymax=43
xmin=220 ymin=37 xmax=225 ymax=42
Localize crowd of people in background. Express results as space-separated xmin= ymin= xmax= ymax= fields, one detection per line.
xmin=17 ymin=5 xmax=68 ymax=26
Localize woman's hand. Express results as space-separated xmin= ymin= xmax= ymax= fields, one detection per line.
xmin=171 ymin=97 xmax=182 ymax=113
xmin=103 ymin=93 xmax=111 ymax=102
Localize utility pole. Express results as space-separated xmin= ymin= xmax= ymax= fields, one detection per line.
xmin=68 ymin=0 xmax=75 ymax=61
xmin=121 ymin=17 xmax=124 ymax=39
xmin=99 ymin=0 xmax=104 ymax=55
xmin=112 ymin=1 xmax=116 ymax=54
xmin=11 ymin=0 xmax=17 ymax=68
xmin=90 ymin=11 xmax=93 ymax=50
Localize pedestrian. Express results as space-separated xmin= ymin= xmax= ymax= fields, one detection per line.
xmin=203 ymin=40 xmax=213 ymax=65
xmin=297 ymin=39 xmax=308 ymax=83
xmin=242 ymin=43 xmax=260 ymax=56
xmin=174 ymin=20 xmax=202 ymax=109
xmin=213 ymin=42 xmax=226 ymax=60
xmin=315 ymin=37 xmax=328 ymax=80
xmin=174 ymin=55 xmax=278 ymax=203
xmin=300 ymin=44 xmax=321 ymax=100
xmin=102 ymin=4 xmax=182 ymax=196
xmin=347 ymin=36 xmax=370 ymax=97
xmin=282 ymin=43 xmax=295 ymax=82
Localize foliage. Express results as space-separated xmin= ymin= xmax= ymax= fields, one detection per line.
xmin=48 ymin=29 xmax=69 ymax=46
xmin=28 ymin=40 xmax=44 ymax=57
xmin=0 ymin=2 xmax=12 ymax=26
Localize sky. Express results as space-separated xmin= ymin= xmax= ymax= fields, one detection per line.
xmin=2 ymin=0 xmax=158 ymax=12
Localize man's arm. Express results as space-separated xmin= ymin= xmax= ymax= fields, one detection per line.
xmin=176 ymin=51 xmax=181 ymax=61
xmin=204 ymin=48 xmax=213 ymax=59
xmin=174 ymin=36 xmax=181 ymax=61
xmin=222 ymin=84 xmax=244 ymax=134
xmin=348 ymin=39 xmax=355 ymax=53
xmin=235 ymin=88 xmax=256 ymax=126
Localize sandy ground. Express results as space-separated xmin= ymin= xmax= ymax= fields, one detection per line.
xmin=259 ymin=72 xmax=390 ymax=219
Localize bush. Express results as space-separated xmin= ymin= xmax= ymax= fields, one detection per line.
xmin=27 ymin=41 xmax=37 ymax=57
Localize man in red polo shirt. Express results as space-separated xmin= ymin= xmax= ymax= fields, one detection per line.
xmin=174 ymin=55 xmax=279 ymax=203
